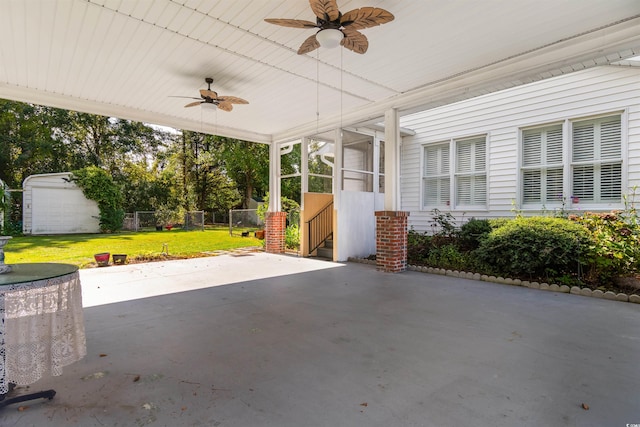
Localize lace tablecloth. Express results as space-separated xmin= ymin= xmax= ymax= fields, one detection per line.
xmin=0 ymin=264 xmax=87 ymax=394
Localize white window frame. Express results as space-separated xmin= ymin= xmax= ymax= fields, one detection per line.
xmin=421 ymin=142 xmax=451 ymax=209
xmin=520 ymin=123 xmax=565 ymax=207
xmin=421 ymin=135 xmax=488 ymax=211
xmin=519 ymin=112 xmax=625 ymax=210
xmin=454 ymin=135 xmax=487 ymax=209
xmin=570 ymin=115 xmax=623 ymax=205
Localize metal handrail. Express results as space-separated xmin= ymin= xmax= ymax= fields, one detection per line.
xmin=307 ymin=201 xmax=333 ymax=254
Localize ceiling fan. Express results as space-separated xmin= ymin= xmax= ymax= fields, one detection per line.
xmin=176 ymin=78 xmax=248 ymax=111
xmin=265 ymin=0 xmax=394 ymax=55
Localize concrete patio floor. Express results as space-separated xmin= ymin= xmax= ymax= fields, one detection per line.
xmin=1 ymin=252 xmax=639 ymax=426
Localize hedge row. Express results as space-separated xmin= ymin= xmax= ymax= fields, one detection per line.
xmin=408 ymin=208 xmax=640 ymax=288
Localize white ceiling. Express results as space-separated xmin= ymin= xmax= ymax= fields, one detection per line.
xmin=1 ymin=0 xmax=639 ymax=144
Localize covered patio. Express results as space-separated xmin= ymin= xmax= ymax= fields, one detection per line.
xmin=1 ymin=1 xmax=640 ymax=265
xmin=0 ymin=253 xmax=638 ymax=426
xmin=1 ymin=2 xmax=640 ymax=424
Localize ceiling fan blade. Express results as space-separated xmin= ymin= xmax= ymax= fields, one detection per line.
xmin=309 ymin=0 xmax=340 ymax=22
xmin=170 ymin=96 xmax=202 ymax=100
xmin=341 ymin=28 xmax=368 ymax=54
xmin=341 ymin=7 xmax=394 ymax=30
xmin=217 ymin=96 xmax=249 ymax=104
xmin=199 ymin=89 xmax=218 ymax=99
xmin=264 ymin=18 xmax=317 ymax=28
xmin=298 ymin=33 xmax=321 ymax=55
xmin=217 ymin=102 xmax=233 ymax=112
xmin=184 ymin=101 xmax=203 ymax=108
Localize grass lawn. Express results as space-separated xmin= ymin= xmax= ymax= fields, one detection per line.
xmin=3 ymin=227 xmax=262 ymax=268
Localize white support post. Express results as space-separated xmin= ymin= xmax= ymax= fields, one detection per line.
xmin=301 ymin=138 xmax=309 ymax=208
xmin=269 ymin=141 xmax=281 ymax=212
xmin=384 ymin=108 xmax=401 ymax=211
xmin=333 ymin=128 xmax=343 ymax=211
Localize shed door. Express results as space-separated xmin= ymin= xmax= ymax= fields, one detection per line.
xmin=32 ymin=187 xmax=100 ymax=234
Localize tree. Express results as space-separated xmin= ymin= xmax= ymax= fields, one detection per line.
xmin=71 ymin=166 xmax=125 ymax=233
xmin=56 ymin=112 xmax=163 ymax=172
xmin=218 ymin=138 xmax=269 ymax=208
xmin=0 ymin=100 xmax=70 ymax=188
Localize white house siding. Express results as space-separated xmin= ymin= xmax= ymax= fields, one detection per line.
xmin=23 ymin=172 xmax=100 ymax=235
xmin=399 ymin=66 xmax=640 ymax=232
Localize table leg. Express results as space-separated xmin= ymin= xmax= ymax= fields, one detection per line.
xmin=0 ymin=386 xmax=56 ymax=409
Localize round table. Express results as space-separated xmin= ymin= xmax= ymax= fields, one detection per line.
xmin=0 ymin=263 xmax=86 ymax=407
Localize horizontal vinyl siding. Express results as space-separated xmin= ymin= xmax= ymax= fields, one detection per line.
xmin=627 ymin=105 xmax=640 ymax=190
xmin=400 ymin=66 xmax=640 ymax=232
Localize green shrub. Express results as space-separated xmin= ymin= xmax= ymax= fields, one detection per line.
xmin=476 ymin=216 xmax=592 ymax=281
xmin=285 ymin=223 xmax=300 ymax=250
xmin=407 ymin=228 xmax=434 ymax=265
xmin=425 ymin=244 xmax=466 ymax=270
xmin=569 ymin=211 xmax=640 ymax=285
xmin=429 ymin=208 xmax=458 ymax=238
xmin=256 ymin=193 xmax=300 ymax=222
xmin=458 ymin=218 xmax=492 ymax=251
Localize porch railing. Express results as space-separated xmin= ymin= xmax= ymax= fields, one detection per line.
xmin=307 ymin=201 xmax=333 ymax=254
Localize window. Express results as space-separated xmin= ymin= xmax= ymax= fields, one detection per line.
xmin=308 ymin=138 xmax=333 ymax=193
xmin=520 ymin=114 xmax=622 ymax=207
xmin=521 ymin=124 xmax=563 ymax=204
xmin=571 ymin=116 xmax=622 ymax=203
xmin=455 ymin=136 xmax=486 ymax=207
xmin=422 ymin=136 xmax=487 ymax=209
xmin=342 ymin=131 xmax=374 ymax=192
xmin=423 ymin=143 xmax=450 ymax=207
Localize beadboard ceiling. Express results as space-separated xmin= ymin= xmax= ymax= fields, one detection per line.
xmin=1 ymin=0 xmax=639 ymax=143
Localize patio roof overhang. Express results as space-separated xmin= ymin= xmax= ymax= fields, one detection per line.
xmin=0 ymin=1 xmax=639 ymax=144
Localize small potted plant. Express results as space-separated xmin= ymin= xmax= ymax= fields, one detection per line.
xmin=112 ymin=254 xmax=127 ymax=265
xmin=94 ymin=252 xmax=110 ymax=267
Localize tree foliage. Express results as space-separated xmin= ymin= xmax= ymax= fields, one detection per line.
xmin=71 ymin=166 xmax=125 ymax=233
xmin=218 ymin=138 xmax=270 ymax=208
xmin=0 ymin=99 xmax=275 ymax=229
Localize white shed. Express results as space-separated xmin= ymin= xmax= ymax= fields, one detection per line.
xmin=23 ymin=172 xmax=100 ymax=235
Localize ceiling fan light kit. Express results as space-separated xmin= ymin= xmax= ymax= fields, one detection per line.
xmin=265 ymin=0 xmax=394 ymax=55
xmin=200 ymin=102 xmax=217 ymax=110
xmin=173 ymin=77 xmax=249 ymax=112
xmin=316 ymin=28 xmax=344 ymax=48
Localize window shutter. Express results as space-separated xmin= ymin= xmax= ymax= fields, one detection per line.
xmin=546 ymin=168 xmax=564 ymax=202
xmin=475 ymin=140 xmax=486 ymax=172
xmin=523 ymin=131 xmax=541 ymax=166
xmin=522 ymin=125 xmax=563 ymax=204
xmin=546 ymin=127 xmax=563 ymax=164
xmin=573 ymin=165 xmax=594 ymax=201
xmin=571 ymin=115 xmax=622 ymax=203
xmin=456 ymin=141 xmax=471 ymax=173
xmin=573 ymin=122 xmax=594 ymax=162
xmin=424 ymin=144 xmax=449 ymax=176
xmin=423 ymin=143 xmax=450 ymax=206
xmin=455 ymin=137 xmax=486 ymax=206
xmin=523 ymin=170 xmax=541 ymax=203
xmin=455 ymin=176 xmax=470 ymax=205
xmin=601 ymin=163 xmax=622 ymax=201
xmin=600 ymin=116 xmax=621 ymax=160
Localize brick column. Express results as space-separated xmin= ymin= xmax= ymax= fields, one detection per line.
xmin=265 ymin=211 xmax=287 ymax=254
xmin=375 ymin=211 xmax=409 ymax=273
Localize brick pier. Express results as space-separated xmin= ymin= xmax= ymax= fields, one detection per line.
xmin=375 ymin=211 xmax=409 ymax=273
xmin=265 ymin=211 xmax=287 ymax=254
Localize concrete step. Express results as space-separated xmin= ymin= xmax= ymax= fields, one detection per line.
xmin=324 ymin=239 xmax=333 ymax=249
xmin=316 ymin=246 xmax=333 ymax=260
